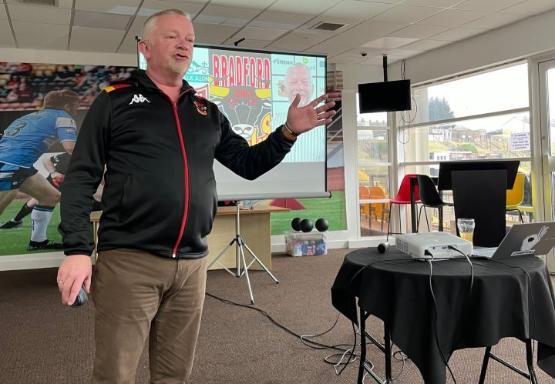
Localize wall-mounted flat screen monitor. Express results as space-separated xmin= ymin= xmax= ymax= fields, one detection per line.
xmin=358 ymin=79 xmax=411 ymax=113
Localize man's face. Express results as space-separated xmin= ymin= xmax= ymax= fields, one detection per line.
xmin=140 ymin=14 xmax=195 ymax=77
xmin=285 ymin=65 xmax=313 ymax=107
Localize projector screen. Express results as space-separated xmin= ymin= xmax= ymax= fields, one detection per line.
xmin=139 ymin=46 xmax=328 ymax=200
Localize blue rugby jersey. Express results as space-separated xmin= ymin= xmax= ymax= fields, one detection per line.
xmin=0 ymin=108 xmax=77 ymax=168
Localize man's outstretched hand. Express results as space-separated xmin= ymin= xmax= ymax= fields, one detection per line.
xmin=286 ymin=92 xmax=340 ymax=135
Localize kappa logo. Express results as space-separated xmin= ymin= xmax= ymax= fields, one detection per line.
xmin=129 ymin=94 xmax=150 ymax=105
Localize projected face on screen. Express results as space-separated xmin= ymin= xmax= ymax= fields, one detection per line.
xmin=282 ymin=63 xmax=313 ymax=107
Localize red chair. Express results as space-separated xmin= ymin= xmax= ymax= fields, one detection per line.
xmin=387 ymin=174 xmax=420 ymax=241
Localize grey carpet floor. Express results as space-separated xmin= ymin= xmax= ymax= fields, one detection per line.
xmin=0 ymin=249 xmax=553 ymax=383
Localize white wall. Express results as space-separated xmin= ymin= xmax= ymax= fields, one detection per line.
xmin=0 ymin=47 xmax=136 ymax=66
xmin=389 ymin=8 xmax=555 ymax=84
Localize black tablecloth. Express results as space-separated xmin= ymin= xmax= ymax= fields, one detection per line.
xmin=331 ymin=248 xmax=555 ymax=384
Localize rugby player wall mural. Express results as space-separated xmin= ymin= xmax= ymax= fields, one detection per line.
xmin=0 ymin=63 xmax=135 ymax=256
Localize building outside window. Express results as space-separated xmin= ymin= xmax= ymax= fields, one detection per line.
xmin=356 ymin=97 xmax=391 ymax=237
xmin=397 ymin=62 xmax=532 ymax=232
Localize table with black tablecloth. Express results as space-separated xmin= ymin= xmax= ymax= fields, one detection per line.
xmin=331 ymin=248 xmax=555 ymax=384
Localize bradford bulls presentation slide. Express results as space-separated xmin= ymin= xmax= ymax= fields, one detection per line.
xmin=140 ymin=49 xmax=328 ymax=199
xmin=141 ymin=49 xmax=326 ymax=162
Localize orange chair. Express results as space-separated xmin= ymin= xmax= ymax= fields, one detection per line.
xmin=359 ymin=185 xmax=370 ymax=218
xmin=387 ymin=174 xmax=420 ymax=241
xmin=369 ymin=186 xmax=387 ymax=231
xmin=506 ymin=172 xmax=525 ymax=222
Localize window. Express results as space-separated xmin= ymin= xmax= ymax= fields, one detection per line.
xmin=399 ymin=62 xmax=532 ymax=231
xmin=357 ymin=95 xmax=391 ymax=237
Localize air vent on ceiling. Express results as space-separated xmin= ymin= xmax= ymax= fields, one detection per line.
xmin=311 ymin=22 xmax=345 ymax=32
xmin=18 ymin=0 xmax=57 ymax=5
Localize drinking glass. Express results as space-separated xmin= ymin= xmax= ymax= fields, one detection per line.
xmin=457 ymin=218 xmax=475 ymax=243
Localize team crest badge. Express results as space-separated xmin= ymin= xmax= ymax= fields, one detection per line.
xmin=194 ymin=100 xmax=208 ymax=116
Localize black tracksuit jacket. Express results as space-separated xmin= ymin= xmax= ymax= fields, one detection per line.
xmin=60 ymin=70 xmax=294 ymax=259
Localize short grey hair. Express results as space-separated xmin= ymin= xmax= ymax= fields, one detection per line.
xmin=142 ymin=9 xmax=191 ymax=42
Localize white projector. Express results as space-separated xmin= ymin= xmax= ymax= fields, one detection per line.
xmin=395 ymin=232 xmax=473 ymax=259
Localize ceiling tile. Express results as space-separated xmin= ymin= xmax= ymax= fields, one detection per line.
xmin=195 ymin=4 xmax=260 ymax=27
xmin=70 ymin=26 xmax=125 ymax=52
xmin=361 ymin=37 xmax=419 ymax=49
xmin=463 ymin=13 xmax=522 ymax=29
xmin=241 ymin=27 xmax=288 ymax=41
xmin=13 ymin=21 xmax=68 ymax=50
xmin=138 ymin=1 xmax=207 ymax=18
xmin=431 ymin=27 xmax=485 ymax=41
xmin=0 ymin=22 xmax=15 ymax=47
xmin=192 ymin=22 xmax=239 ymax=44
xmin=118 ymin=33 xmax=140 ymax=54
xmin=7 ymin=3 xmax=70 ymax=24
xmin=328 ymin=54 xmax=363 ymax=65
xmin=75 ymin=0 xmax=142 ymax=15
xmin=74 ymin=10 xmax=131 ymax=30
xmin=454 ymin=0 xmax=524 ymax=12
xmin=374 ymin=5 xmax=443 ymax=24
xmin=237 ymin=39 xmax=270 ymax=49
xmin=419 ymin=9 xmax=485 ymax=26
xmin=322 ymin=1 xmax=394 ymax=20
xmin=388 ymin=23 xmax=449 ymax=39
xmin=212 ymin=0 xmax=274 ymax=8
xmin=501 ymin=0 xmax=555 ymax=16
xmin=399 ymin=38 xmax=449 ymax=51
xmin=401 ymin=0 xmax=463 ymax=7
xmin=127 ymin=16 xmax=147 ymax=39
xmin=269 ymin=0 xmax=341 ymax=15
xmin=6 ymin=0 xmax=73 ymax=7
xmin=305 ymin=20 xmax=405 ymax=55
xmin=298 ymin=16 xmax=356 ymax=32
xmin=268 ymin=30 xmax=333 ymax=51
xmin=249 ymin=11 xmax=313 ymax=29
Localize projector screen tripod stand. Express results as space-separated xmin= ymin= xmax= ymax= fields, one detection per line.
xmin=207 ymin=203 xmax=279 ymax=304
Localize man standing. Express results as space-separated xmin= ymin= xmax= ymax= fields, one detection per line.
xmin=0 ymin=89 xmax=78 ymax=249
xmin=57 ymin=9 xmax=336 ymax=384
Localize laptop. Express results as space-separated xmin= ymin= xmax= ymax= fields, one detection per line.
xmin=472 ymin=222 xmax=555 ymax=259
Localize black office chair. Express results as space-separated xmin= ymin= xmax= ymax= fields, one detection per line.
xmin=416 ymin=175 xmax=453 ymax=232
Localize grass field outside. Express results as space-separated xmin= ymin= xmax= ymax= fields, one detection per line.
xmin=269 ymin=191 xmax=346 ymax=235
xmin=0 ymin=192 xmax=347 ymax=255
xmin=0 ymin=199 xmax=63 ymax=256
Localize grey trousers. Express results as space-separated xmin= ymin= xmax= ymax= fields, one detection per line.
xmin=91 ymin=248 xmax=208 ymax=384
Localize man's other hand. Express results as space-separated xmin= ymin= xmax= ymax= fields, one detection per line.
xmin=57 ymin=255 xmax=92 ymax=305
xmin=286 ymin=92 xmax=340 ymax=135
